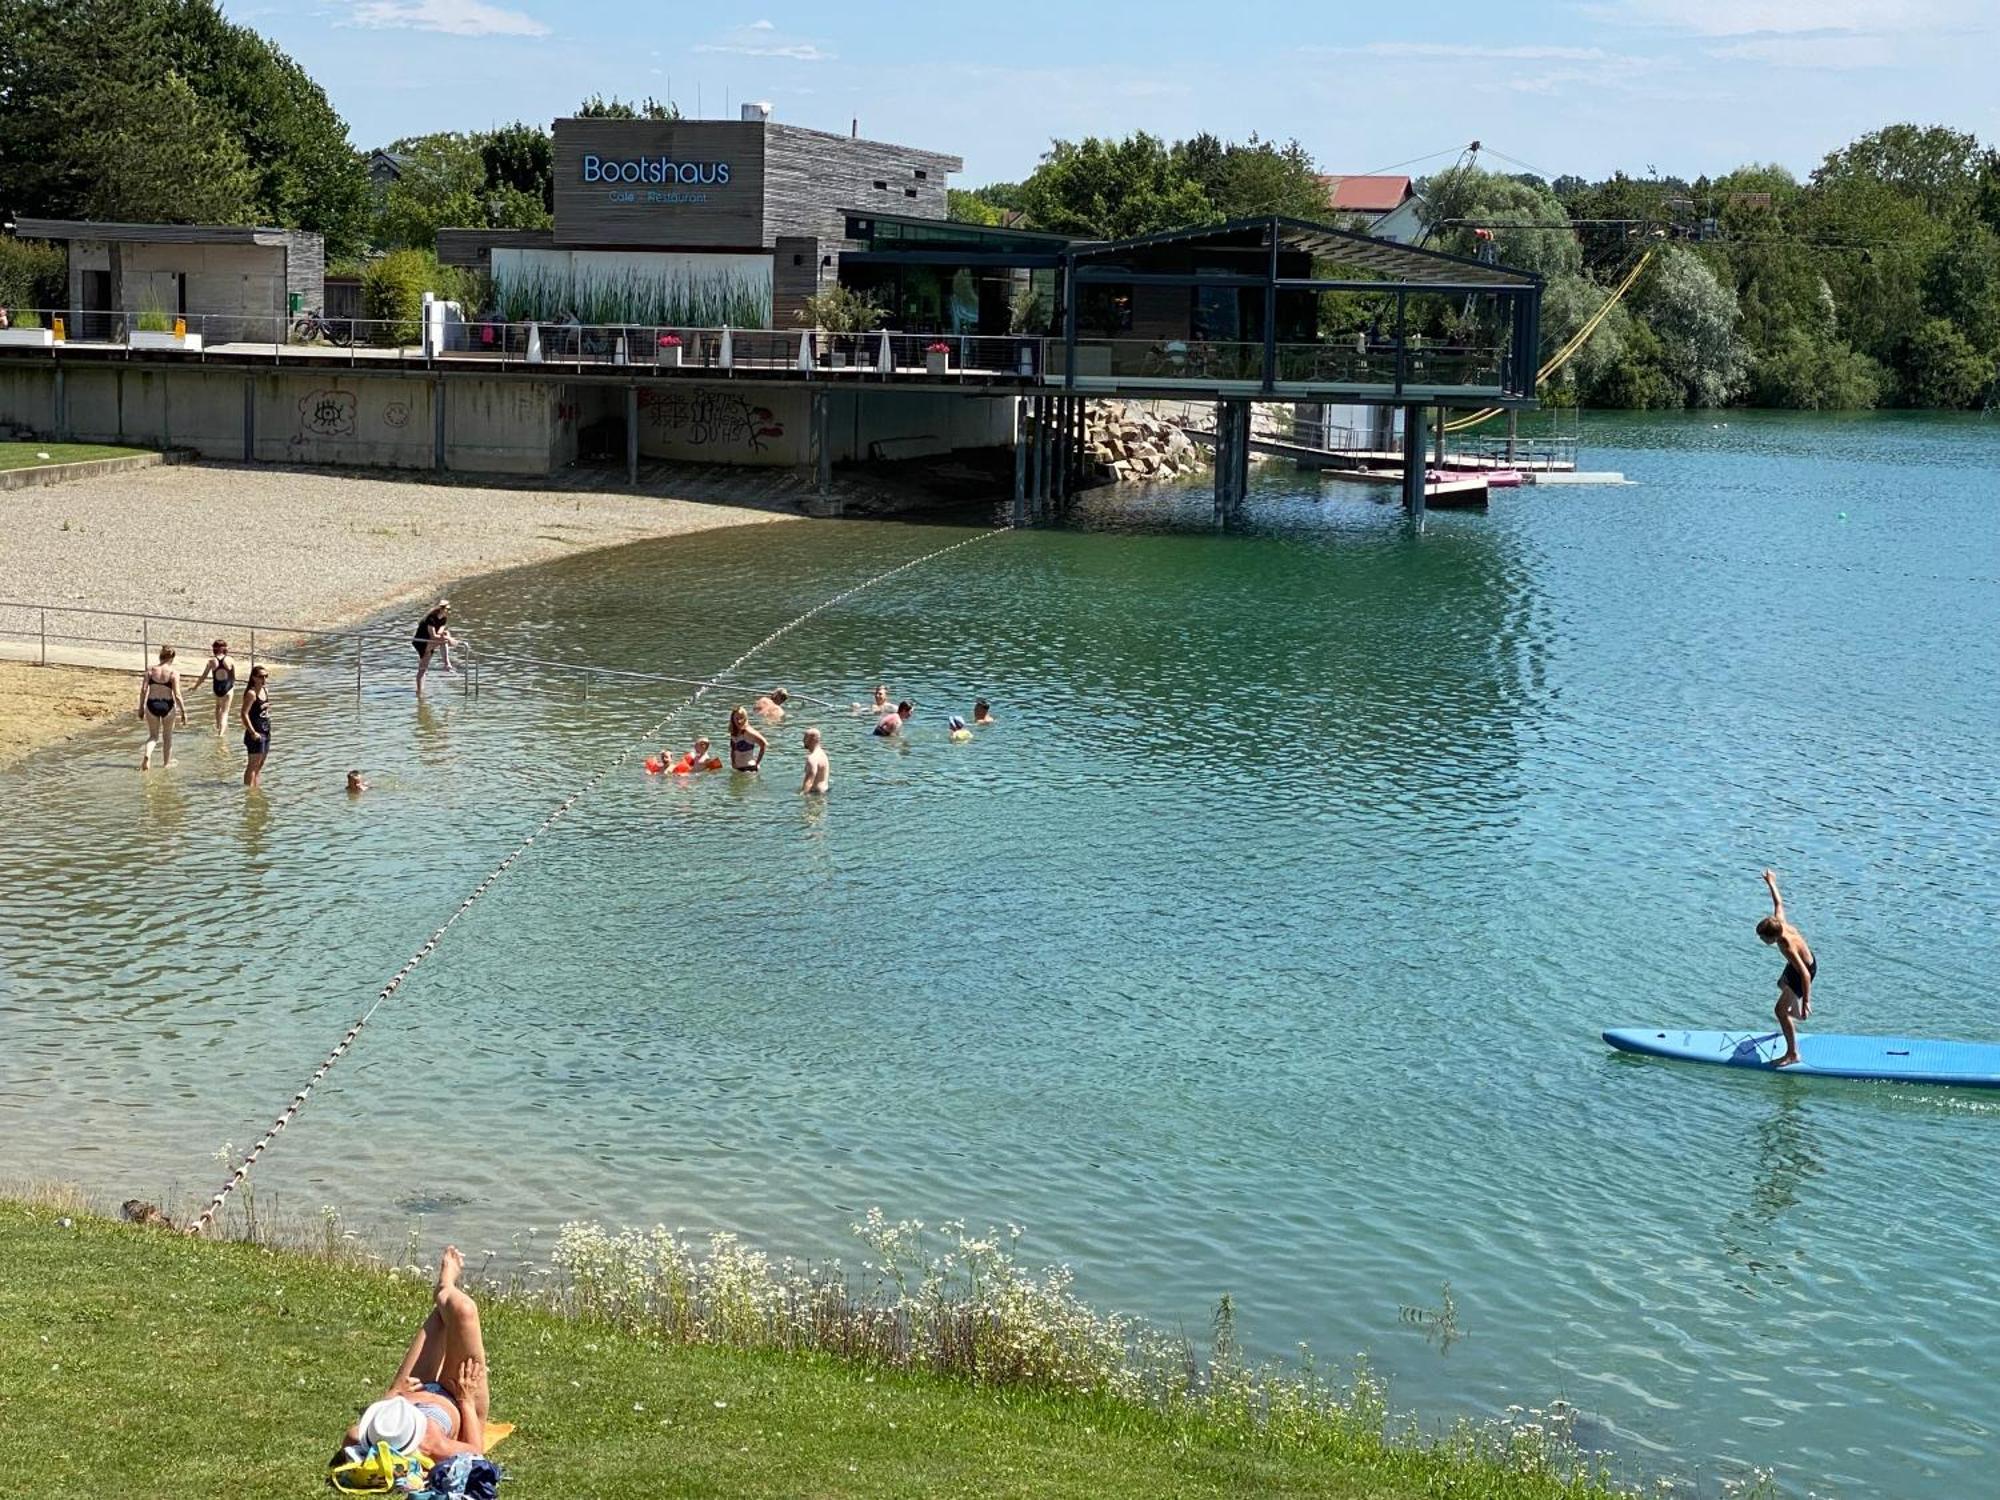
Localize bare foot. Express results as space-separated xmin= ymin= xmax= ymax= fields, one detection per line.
xmin=1773 ymin=1053 xmax=1802 ymax=1067
xmin=437 ymin=1244 xmax=464 ymax=1296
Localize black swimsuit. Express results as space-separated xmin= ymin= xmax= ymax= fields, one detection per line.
xmin=243 ymin=692 xmax=270 ymax=753
xmin=211 ymin=658 xmax=235 ymax=697
xmin=144 ymin=672 xmax=175 ymax=718
xmin=1781 ymin=954 xmax=1818 ymax=996
xmin=414 ymin=611 xmax=447 ymax=657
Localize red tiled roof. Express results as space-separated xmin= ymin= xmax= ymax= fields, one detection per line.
xmin=1317 ymin=174 xmax=1413 ymax=213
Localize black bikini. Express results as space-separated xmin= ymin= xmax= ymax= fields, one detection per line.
xmin=144 ymin=671 xmax=175 ymax=718
xmin=731 ymin=735 xmax=759 ymax=771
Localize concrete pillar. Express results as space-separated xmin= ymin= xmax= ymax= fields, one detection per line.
xmin=1012 ymin=397 xmax=1027 ymax=526
xmin=625 ymin=385 xmax=639 ymax=486
xmin=1401 ymin=404 xmax=1427 ymax=518
xmin=53 ymin=365 xmax=66 ymax=440
xmin=1033 ymin=397 xmax=1049 ymax=521
xmin=1214 ymin=398 xmax=1251 ymax=527
xmin=242 ymin=374 xmax=254 ymax=462
xmin=432 ymin=375 xmax=446 ymax=471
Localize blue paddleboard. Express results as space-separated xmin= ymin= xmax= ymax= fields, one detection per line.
xmin=1603 ymin=1028 xmax=2000 ymax=1088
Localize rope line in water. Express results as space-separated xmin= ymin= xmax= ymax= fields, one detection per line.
xmin=187 ymin=523 xmax=1013 ymax=1236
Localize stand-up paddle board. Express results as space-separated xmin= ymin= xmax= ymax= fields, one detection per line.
xmin=1604 ymin=1028 xmax=2000 ymax=1088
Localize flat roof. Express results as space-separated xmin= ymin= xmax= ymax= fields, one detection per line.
xmin=1071 ymin=215 xmax=1540 ymax=288
xmin=13 ymin=219 xmax=305 ymax=247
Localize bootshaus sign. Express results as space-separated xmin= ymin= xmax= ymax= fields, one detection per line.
xmin=581 ymin=154 xmax=733 ymax=204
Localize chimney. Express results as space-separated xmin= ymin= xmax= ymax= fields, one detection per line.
xmin=741 ymin=100 xmax=771 ymax=124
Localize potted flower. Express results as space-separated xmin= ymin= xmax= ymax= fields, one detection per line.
xmin=129 ymin=300 xmax=202 ymax=353
xmin=925 ymin=340 xmax=951 ymax=376
xmin=0 ymin=309 xmax=54 ymax=349
xmin=657 ymin=331 xmax=683 ymax=367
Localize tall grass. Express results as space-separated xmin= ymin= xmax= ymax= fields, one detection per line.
xmin=493 ymin=257 xmax=770 ymax=328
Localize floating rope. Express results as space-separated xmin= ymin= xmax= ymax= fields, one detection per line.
xmin=187 ymin=522 xmax=1012 ymax=1235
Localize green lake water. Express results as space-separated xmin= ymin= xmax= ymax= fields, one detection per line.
xmin=4 ymin=411 xmax=1998 ymax=1496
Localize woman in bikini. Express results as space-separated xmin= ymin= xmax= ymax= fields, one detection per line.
xmin=137 ymin=645 xmax=186 ymax=771
xmin=335 ymin=1246 xmax=491 ymax=1466
xmin=1758 ymin=868 xmax=1817 ymax=1067
xmin=190 ymin=639 xmax=236 ymax=735
xmin=727 ymin=706 xmax=768 ymax=773
xmin=240 ymin=664 xmax=272 ymax=789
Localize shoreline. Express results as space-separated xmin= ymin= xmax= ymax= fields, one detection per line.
xmin=0 ymin=461 xmax=802 ymax=768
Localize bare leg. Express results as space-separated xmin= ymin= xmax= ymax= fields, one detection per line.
xmin=159 ymin=715 xmax=175 ymax=768
xmin=142 ymin=711 xmax=165 ymax=770
xmin=415 ymin=644 xmax=432 ymax=695
xmin=433 ymin=1247 xmax=489 ymax=1447
xmin=214 ymin=692 xmax=229 ymax=735
xmin=1773 ymin=989 xmax=1802 ymax=1067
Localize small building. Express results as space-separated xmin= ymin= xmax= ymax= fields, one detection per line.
xmin=437 ymin=106 xmax=961 ymax=331
xmin=367 ymin=149 xmax=412 ymax=191
xmin=1318 ymin=174 xmax=1415 ymax=221
xmin=14 ymin=219 xmax=323 ymax=343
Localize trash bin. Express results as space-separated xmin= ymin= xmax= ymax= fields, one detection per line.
xmin=289 ymin=291 xmax=303 ymax=316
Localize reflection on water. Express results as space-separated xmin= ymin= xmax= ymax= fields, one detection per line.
xmin=3 ymin=413 xmax=2000 ymax=1498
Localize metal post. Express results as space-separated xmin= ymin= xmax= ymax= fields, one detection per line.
xmin=355 ymin=636 xmax=363 ymax=699
xmin=813 ymin=389 xmax=833 ymax=510
xmin=625 ymin=384 xmax=639 ymax=486
xmin=40 ymin=608 xmax=47 ymax=667
xmin=1401 ymin=404 xmax=1427 ymax=519
xmin=1434 ymin=406 xmax=1447 ymax=469
xmin=242 ymin=375 xmax=254 ymax=462
xmin=143 ymin=615 xmax=149 ymax=666
xmin=1506 ymin=408 xmax=1519 ymax=463
xmin=1262 ymin=224 xmax=1279 ymax=395
xmin=249 ymin=628 xmax=257 ymax=669
xmin=433 ymin=375 xmax=446 ymax=471
xmin=1012 ymin=398 xmax=1027 ymax=526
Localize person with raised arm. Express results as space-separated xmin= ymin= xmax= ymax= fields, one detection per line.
xmin=1757 ymin=869 xmax=1818 ymax=1067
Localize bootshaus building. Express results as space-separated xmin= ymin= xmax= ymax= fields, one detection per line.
xmin=438 ymin=106 xmax=963 ymax=332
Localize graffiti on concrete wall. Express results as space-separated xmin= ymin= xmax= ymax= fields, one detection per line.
xmin=298 ymin=388 xmax=356 ymax=438
xmin=640 ymin=390 xmax=785 ymax=453
xmin=382 ymin=401 xmax=410 ymax=429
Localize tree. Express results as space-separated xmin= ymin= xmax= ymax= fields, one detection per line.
xmin=1813 ymin=124 xmax=1982 ymax=218
xmin=1173 ymin=133 xmax=1327 ymax=221
xmin=1017 ymin=134 xmax=1213 ymax=240
xmin=1747 ymin=327 xmax=1885 ymax=409
xmin=71 ymin=73 xmax=258 ymax=224
xmin=1420 ymin=165 xmax=1580 ymax=279
xmin=1920 ymin=222 xmax=2000 ymax=355
xmin=374 ymin=130 xmax=552 ymax=250
xmin=1631 ymin=245 xmax=1747 ymax=406
xmin=575 ymin=93 xmax=678 ymax=121
xmin=947 ymin=189 xmax=1004 ymax=226
xmin=481 ymin=121 xmax=555 ymax=214
xmin=1901 ymin=318 xmax=1993 ymax=408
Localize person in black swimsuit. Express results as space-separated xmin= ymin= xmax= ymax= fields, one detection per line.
xmin=727 ymin=706 xmax=768 ymax=772
xmin=414 ymin=600 xmax=454 ymax=695
xmin=240 ymin=665 xmax=272 ymax=789
xmin=1758 ymin=869 xmax=1817 ymax=1067
xmin=191 ymin=638 xmax=236 ymax=735
xmin=137 ymin=644 xmax=186 ymax=771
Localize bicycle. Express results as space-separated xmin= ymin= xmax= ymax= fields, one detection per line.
xmin=291 ymin=308 xmax=352 ymax=347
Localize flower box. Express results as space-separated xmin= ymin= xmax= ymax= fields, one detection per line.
xmin=129 ymin=330 xmax=203 ymax=352
xmin=925 ymin=346 xmax=950 ymax=375
xmin=657 ymin=342 xmax=682 ymax=367
xmin=0 ymin=328 xmax=55 ymax=348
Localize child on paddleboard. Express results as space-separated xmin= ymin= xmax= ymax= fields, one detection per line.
xmin=1758 ymin=869 xmax=1817 ymax=1067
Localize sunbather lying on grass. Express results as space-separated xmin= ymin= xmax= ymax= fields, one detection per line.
xmin=336 ymin=1245 xmax=491 ymax=1463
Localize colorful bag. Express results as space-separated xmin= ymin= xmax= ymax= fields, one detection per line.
xmin=328 ymin=1440 xmax=434 ymax=1493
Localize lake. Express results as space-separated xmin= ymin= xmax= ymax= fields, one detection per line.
xmin=3 ymin=411 xmax=1997 ymax=1496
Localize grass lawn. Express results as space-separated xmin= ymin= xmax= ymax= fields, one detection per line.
xmin=0 ymin=441 xmax=152 ymax=470
xmin=0 ymin=1200 xmax=1629 ymax=1498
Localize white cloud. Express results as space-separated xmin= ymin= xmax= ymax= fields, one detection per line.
xmin=1709 ymin=34 xmax=1893 ymax=66
xmin=344 ymin=0 xmax=548 ymax=37
xmin=696 ymin=23 xmax=834 ymax=61
xmin=1600 ymin=0 xmax=1962 ymax=35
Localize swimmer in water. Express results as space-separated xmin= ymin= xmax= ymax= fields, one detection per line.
xmin=138 ymin=645 xmax=186 ymax=771
xmin=948 ymin=715 xmax=972 ymax=743
xmin=873 ymin=699 xmax=913 ymax=738
xmin=346 ymin=770 xmax=368 ymax=795
xmin=1758 ymin=868 xmax=1817 ymax=1067
xmin=727 ymin=707 xmax=768 ymax=772
xmin=190 ymin=639 xmax=237 ymax=735
xmin=240 ymin=664 xmax=272 ymax=789
xmin=755 ymin=688 xmax=790 ymax=723
xmin=853 ymin=684 xmax=892 ymax=716
xmin=973 ymin=698 xmax=997 ymax=726
xmin=799 ymin=727 xmax=830 ymax=794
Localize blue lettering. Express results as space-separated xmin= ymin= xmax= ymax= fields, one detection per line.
xmin=582 ymin=154 xmax=603 ymax=183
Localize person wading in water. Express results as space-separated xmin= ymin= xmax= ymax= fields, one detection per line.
xmin=1758 ymin=869 xmax=1817 ymax=1067
xmin=138 ymin=645 xmax=186 ymax=771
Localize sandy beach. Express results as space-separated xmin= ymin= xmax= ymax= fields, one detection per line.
xmin=0 ymin=463 xmax=797 ymax=765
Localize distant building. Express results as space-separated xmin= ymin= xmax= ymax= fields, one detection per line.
xmin=367 ymin=150 xmax=412 ymax=192
xmin=1317 ymin=174 xmax=1414 ymax=222
xmin=1726 ymin=191 xmax=1773 ymax=211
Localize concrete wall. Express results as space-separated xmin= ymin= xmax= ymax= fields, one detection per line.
xmin=632 ymin=385 xmax=1014 ymax=466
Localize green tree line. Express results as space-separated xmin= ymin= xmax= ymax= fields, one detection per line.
xmin=965 ymin=124 xmax=2000 ymax=410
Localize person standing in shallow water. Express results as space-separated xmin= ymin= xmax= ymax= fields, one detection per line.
xmin=138 ymin=645 xmax=185 ymax=771
xmin=799 ymin=727 xmax=830 ymax=794
xmin=727 ymin=706 xmax=767 ymax=772
xmin=1758 ymin=868 xmax=1817 ymax=1067
xmin=190 ymin=639 xmax=236 ymax=735
xmin=240 ymin=665 xmax=272 ymax=789
xmin=414 ymin=600 xmax=454 ymax=694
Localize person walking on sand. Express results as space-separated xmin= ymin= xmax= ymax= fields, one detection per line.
xmin=190 ymin=639 xmax=236 ymax=735
xmin=332 ymin=1246 xmax=492 ymax=1468
xmin=137 ymin=645 xmax=186 ymax=771
xmin=1758 ymin=868 xmax=1817 ymax=1067
xmin=414 ymin=600 xmax=454 ymax=694
xmin=755 ymin=688 xmax=790 ymax=723
xmin=240 ymin=665 xmax=272 ymax=789
xmin=727 ymin=706 xmax=768 ymax=773
xmin=799 ymin=727 xmax=830 ymax=794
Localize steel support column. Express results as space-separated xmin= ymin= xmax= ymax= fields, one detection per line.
xmin=1506 ymin=409 xmax=1518 ymax=462
xmin=625 ymin=385 xmax=639 ymax=486
xmin=1215 ymin=399 xmax=1251 ymax=527
xmin=1434 ymin=406 xmax=1446 ymax=468
xmin=242 ymin=374 xmax=254 ymax=462
xmin=1401 ymin=405 xmax=1427 ymax=518
xmin=432 ymin=375 xmax=446 ymax=471
xmin=811 ymin=389 xmax=835 ymax=514
xmin=1012 ymin=397 xmax=1027 ymax=527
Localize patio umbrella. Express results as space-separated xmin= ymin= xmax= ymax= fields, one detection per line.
xmin=797 ymin=331 xmax=814 ymax=372
xmin=525 ymin=323 xmax=543 ymax=365
xmin=718 ymin=325 xmax=733 ymax=370
xmin=876 ymin=328 xmax=893 ymax=374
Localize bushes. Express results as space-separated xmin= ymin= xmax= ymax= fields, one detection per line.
xmin=359 ymin=248 xmax=475 ymax=345
xmin=0 ymin=239 xmax=67 ymax=317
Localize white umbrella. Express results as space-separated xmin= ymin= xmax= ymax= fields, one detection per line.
xmin=797 ymin=330 xmax=814 ymax=372
xmin=718 ymin=325 xmax=733 ymax=370
xmin=876 ymin=328 xmax=893 ymax=374
xmin=525 ymin=323 xmax=543 ymax=365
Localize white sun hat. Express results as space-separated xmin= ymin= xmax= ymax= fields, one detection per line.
xmin=357 ymin=1395 xmax=427 ymax=1455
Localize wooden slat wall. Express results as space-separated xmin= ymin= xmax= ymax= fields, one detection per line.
xmin=763 ymin=125 xmax=961 ymax=250
xmin=552 ymin=120 xmax=769 ymax=249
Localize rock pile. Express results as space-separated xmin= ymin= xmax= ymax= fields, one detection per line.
xmin=1084 ymin=401 xmax=1209 ymax=483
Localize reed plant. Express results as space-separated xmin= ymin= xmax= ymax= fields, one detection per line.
xmin=493 ymin=257 xmax=771 ymax=328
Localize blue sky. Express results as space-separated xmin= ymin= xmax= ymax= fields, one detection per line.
xmin=247 ymin=0 xmax=1999 ymax=185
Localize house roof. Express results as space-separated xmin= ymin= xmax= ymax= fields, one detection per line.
xmin=1318 ymin=175 xmax=1414 ymax=214
xmin=1069 ymin=215 xmax=1540 ymax=288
